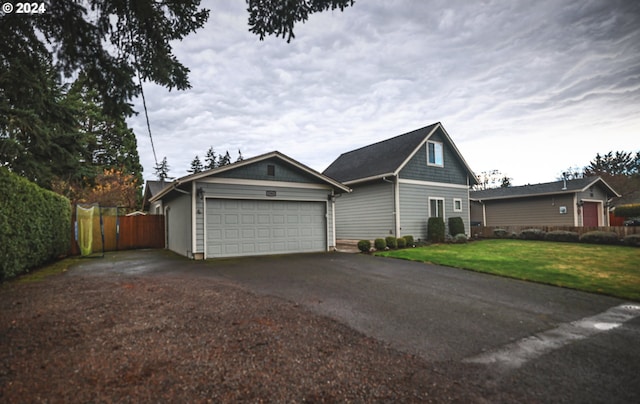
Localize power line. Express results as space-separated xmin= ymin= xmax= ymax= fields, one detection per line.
xmin=137 ymin=72 xmax=158 ymax=168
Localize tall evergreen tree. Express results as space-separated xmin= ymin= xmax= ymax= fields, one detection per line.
xmin=218 ymin=151 xmax=232 ymax=166
xmin=154 ymin=157 xmax=171 ymax=182
xmin=188 ymin=155 xmax=203 ymax=174
xmin=204 ymin=147 xmax=217 ymax=170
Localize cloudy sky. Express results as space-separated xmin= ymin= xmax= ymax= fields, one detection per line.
xmin=127 ymin=0 xmax=640 ymax=186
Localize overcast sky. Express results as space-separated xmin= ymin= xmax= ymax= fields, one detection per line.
xmin=127 ymin=0 xmax=640 ymax=186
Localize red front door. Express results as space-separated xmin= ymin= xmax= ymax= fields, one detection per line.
xmin=583 ymin=202 xmax=599 ymax=227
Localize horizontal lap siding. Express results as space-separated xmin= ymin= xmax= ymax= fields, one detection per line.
xmin=399 ymin=182 xmax=470 ymax=240
xmin=484 ymin=194 xmax=575 ymax=227
xmin=165 ymin=193 xmax=191 ymax=257
xmin=334 ymin=182 xmax=394 ymax=240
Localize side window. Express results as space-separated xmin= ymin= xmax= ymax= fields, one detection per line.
xmin=427 ymin=141 xmax=443 ymax=167
xmin=429 ymin=198 xmax=444 ymax=218
xmin=453 ymin=198 xmax=462 ymax=212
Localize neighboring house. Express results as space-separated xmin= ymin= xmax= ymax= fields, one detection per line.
xmin=142 ymin=180 xmax=167 ymax=214
xmin=150 ymin=151 xmax=350 ymax=259
xmin=323 ymin=122 xmax=478 ymax=241
xmin=469 ymin=177 xmax=620 ymax=227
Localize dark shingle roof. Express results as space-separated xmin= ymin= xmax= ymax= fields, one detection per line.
xmin=323 ymin=123 xmax=439 ymax=183
xmin=470 ymin=177 xmax=619 ymax=200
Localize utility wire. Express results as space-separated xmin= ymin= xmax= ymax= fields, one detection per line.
xmin=137 ymin=71 xmax=158 ymax=168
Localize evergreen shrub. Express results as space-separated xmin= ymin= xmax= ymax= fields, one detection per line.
xmin=403 ymin=235 xmax=414 ymax=246
xmin=385 ymin=236 xmax=397 ymax=249
xmin=519 ymin=228 xmax=547 ymax=240
xmin=374 ymin=238 xmax=387 ymax=250
xmin=357 ymin=240 xmax=371 ymax=253
xmin=545 ymin=230 xmax=579 ymax=243
xmin=396 ymin=237 xmax=406 ymax=248
xmin=579 ymin=231 xmax=619 ymax=245
xmin=448 ymin=217 xmax=465 ymax=237
xmin=0 ymin=168 xmax=71 ymax=281
xmin=427 ymin=217 xmax=445 ymax=243
xmin=622 ymin=234 xmax=640 ymax=247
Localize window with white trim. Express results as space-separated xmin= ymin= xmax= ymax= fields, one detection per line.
xmin=429 ymin=198 xmax=444 ymax=218
xmin=427 ymin=141 xmax=443 ymax=167
xmin=453 ymin=198 xmax=462 ymax=212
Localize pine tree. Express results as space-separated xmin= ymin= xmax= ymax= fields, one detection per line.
xmin=204 ymin=147 xmax=217 ymax=170
xmin=218 ymin=151 xmax=232 ymax=166
xmin=188 ymin=155 xmax=203 ymax=174
xmin=236 ymin=149 xmax=244 ymax=162
xmin=155 ymin=157 xmax=172 ymax=182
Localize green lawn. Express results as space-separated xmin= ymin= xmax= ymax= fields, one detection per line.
xmin=376 ymin=239 xmax=640 ymax=301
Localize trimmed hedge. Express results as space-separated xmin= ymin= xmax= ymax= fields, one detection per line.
xmin=427 ymin=217 xmax=445 ymax=243
xmin=374 ymin=238 xmax=386 ymax=250
xmin=579 ymin=231 xmax=619 ymax=245
xmin=385 ymin=236 xmax=397 ymax=249
xmin=0 ymin=168 xmax=71 ymax=281
xmin=357 ymin=240 xmax=371 ymax=253
xmin=396 ymin=237 xmax=406 ymax=248
xmin=448 ymin=217 xmax=465 ymax=237
xmin=519 ymin=228 xmax=546 ymax=240
xmin=545 ymin=230 xmax=580 ymax=243
xmin=623 ymin=234 xmax=640 ymax=247
xmin=450 ymin=233 xmax=468 ymax=244
xmin=403 ymin=235 xmax=414 ymax=246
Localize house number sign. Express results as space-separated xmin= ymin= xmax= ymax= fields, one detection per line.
xmin=266 ymin=190 xmax=277 ymax=197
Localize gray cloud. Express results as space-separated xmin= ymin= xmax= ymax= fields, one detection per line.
xmin=128 ymin=0 xmax=640 ymax=185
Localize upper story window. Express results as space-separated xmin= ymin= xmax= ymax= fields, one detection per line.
xmin=427 ymin=141 xmax=443 ymax=167
xmin=267 ymin=164 xmax=275 ymax=176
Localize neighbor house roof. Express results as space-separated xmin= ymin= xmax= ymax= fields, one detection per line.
xmin=142 ymin=180 xmax=169 ymax=210
xmin=322 ymin=122 xmax=478 ymax=185
xmin=150 ymin=151 xmax=351 ymax=203
xmin=470 ymin=177 xmax=620 ymax=201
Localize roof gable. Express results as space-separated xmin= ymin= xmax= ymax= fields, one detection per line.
xmin=150 ymin=151 xmax=350 ymax=202
xmin=322 ymin=122 xmax=477 ymax=185
xmin=470 ymin=177 xmax=620 ymax=200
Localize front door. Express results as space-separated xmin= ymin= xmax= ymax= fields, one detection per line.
xmin=582 ymin=202 xmax=599 ymax=227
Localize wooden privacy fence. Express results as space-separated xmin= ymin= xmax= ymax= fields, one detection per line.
xmin=472 ymin=225 xmax=640 ymax=239
xmin=70 ymin=214 xmax=165 ymax=255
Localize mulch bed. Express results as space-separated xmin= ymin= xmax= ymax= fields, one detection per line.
xmin=0 ymin=269 xmax=524 ymax=402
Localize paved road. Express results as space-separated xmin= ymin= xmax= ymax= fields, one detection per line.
xmin=75 ymin=250 xmax=640 ymax=402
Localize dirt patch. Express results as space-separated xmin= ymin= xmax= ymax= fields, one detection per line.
xmin=1 ymin=267 xmax=523 ymax=402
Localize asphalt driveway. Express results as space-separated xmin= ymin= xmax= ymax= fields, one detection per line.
xmin=73 ymin=249 xmax=640 ymax=402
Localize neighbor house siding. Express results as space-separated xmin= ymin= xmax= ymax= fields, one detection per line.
xmin=334 ymin=181 xmax=394 ymax=239
xmin=399 ymin=131 xmax=469 ymax=185
xmin=483 ymin=194 xmax=576 ymax=227
xmin=164 ymin=193 xmax=192 ymax=257
xmin=398 ymin=181 xmax=470 ymax=240
xmin=194 ymin=181 xmax=333 ymax=253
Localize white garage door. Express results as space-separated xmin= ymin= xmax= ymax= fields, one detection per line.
xmin=206 ymin=199 xmax=327 ymax=258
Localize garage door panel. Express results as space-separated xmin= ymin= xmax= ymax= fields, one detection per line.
xmin=206 ymin=199 xmax=326 ymax=257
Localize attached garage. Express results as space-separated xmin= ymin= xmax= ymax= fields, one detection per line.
xmin=149 ymin=151 xmax=350 ymax=259
xmin=206 ymin=199 xmax=326 ymax=258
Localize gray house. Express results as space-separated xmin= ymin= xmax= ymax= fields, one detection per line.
xmin=470 ymin=177 xmax=620 ymax=227
xmin=150 ymin=151 xmax=350 ymax=259
xmin=323 ymin=122 xmax=478 ymax=241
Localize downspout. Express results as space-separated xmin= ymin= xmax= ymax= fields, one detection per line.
xmin=382 ymin=176 xmax=400 ymax=236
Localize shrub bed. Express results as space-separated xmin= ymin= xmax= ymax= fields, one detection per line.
xmin=519 ymin=228 xmax=546 ymax=240
xmin=579 ymin=231 xmax=620 ymax=245
xmin=545 ymin=230 xmax=580 ymax=243
xmin=0 ymin=168 xmax=71 ymax=281
xmin=623 ymin=234 xmax=640 ymax=247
